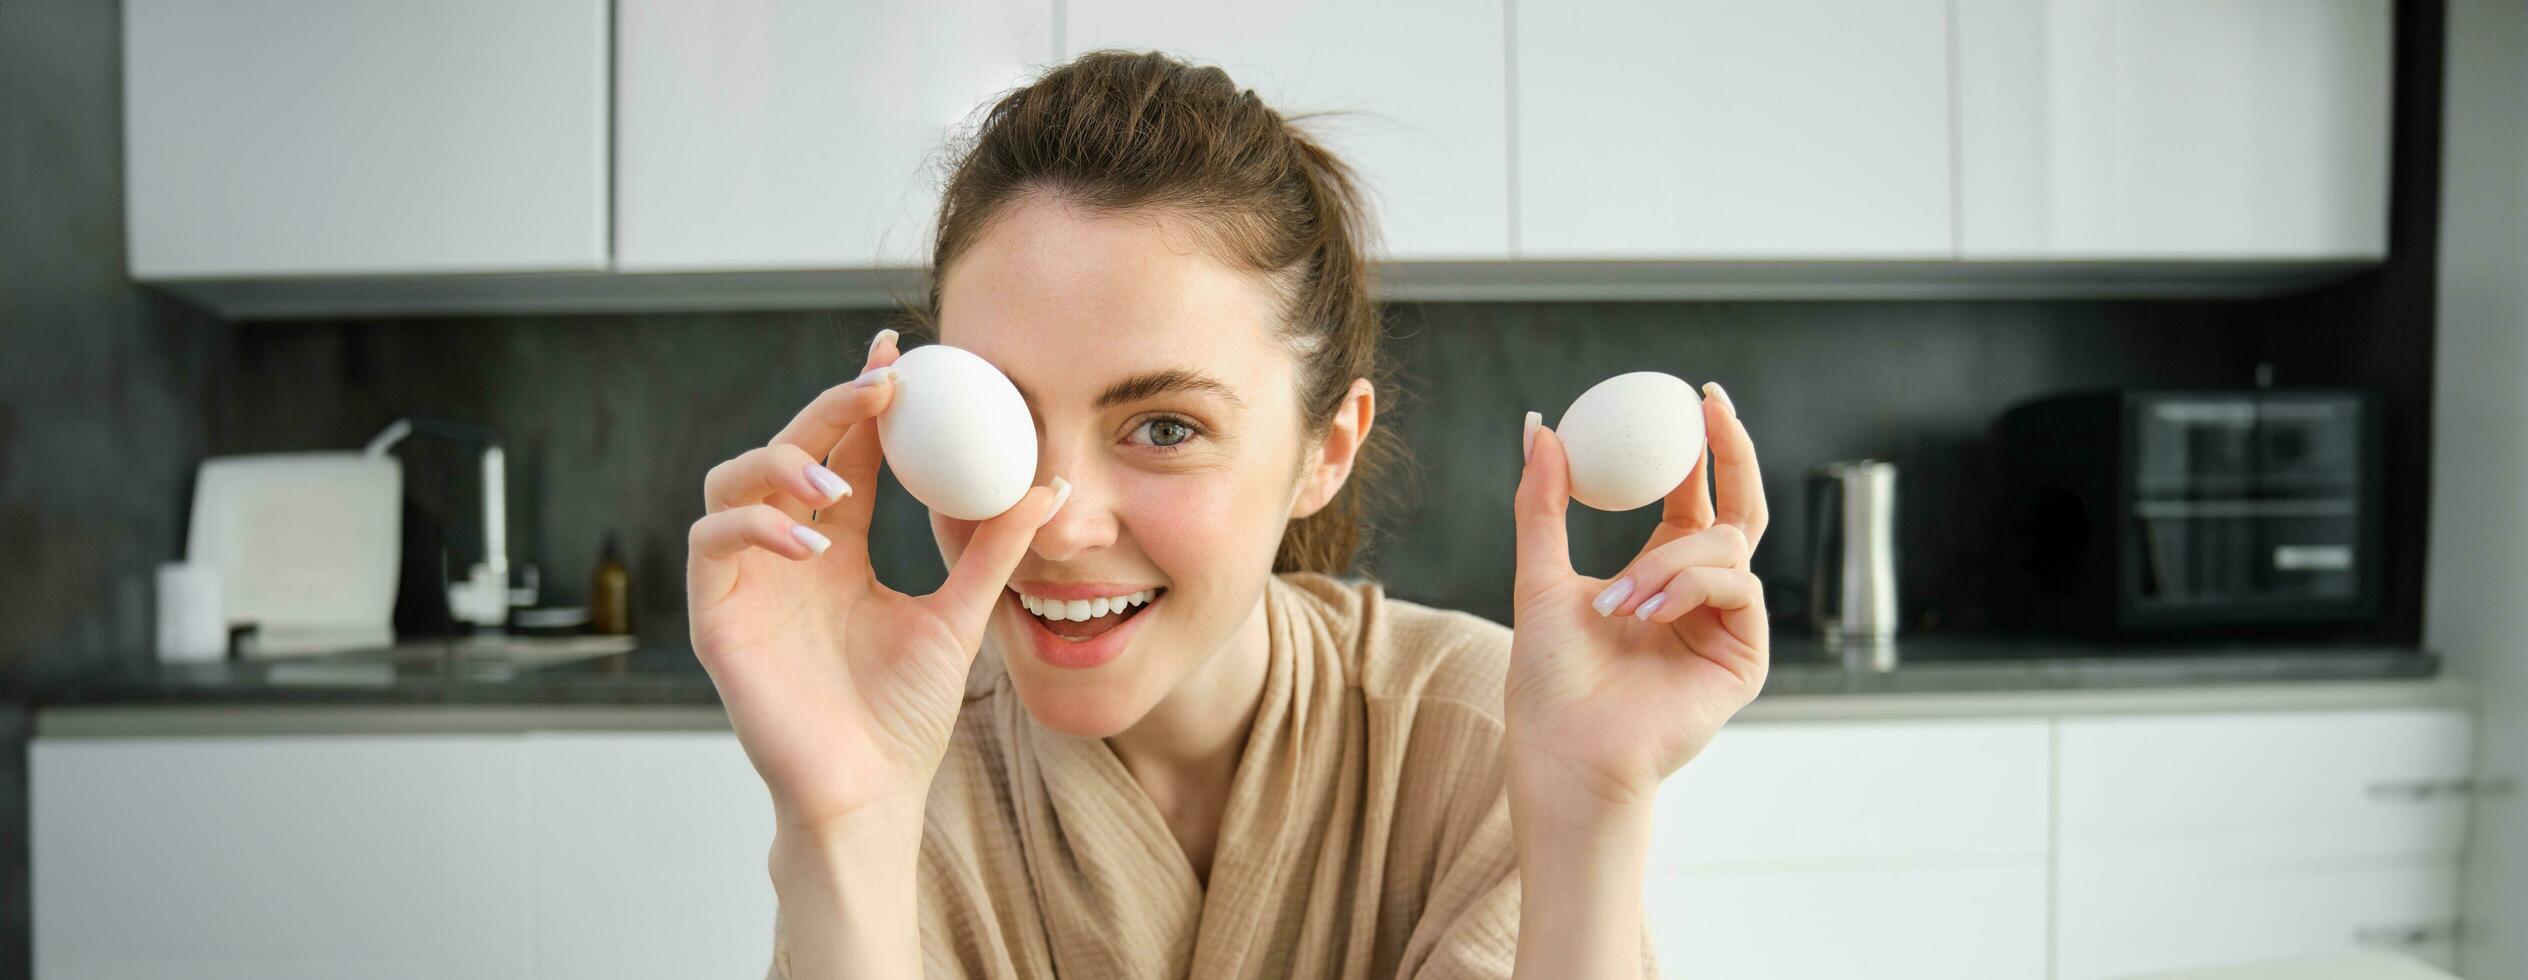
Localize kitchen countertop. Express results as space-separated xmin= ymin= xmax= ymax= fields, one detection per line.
xmin=4 ymin=628 xmax=2448 ymax=717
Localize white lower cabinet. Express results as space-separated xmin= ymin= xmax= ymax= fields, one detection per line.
xmin=1650 ymin=718 xmax=2053 ymax=866
xmin=1645 ymin=864 xmax=2050 ymax=979
xmin=2056 ymin=858 xmax=2462 ymax=980
xmin=29 ymin=731 xmax=775 ymax=980
xmin=2052 ymin=708 xmax=2474 ymax=979
xmin=29 ymin=705 xmax=2474 ymax=978
xmin=2056 ymin=709 xmax=2475 ymax=866
xmin=30 ymin=735 xmax=535 ymax=980
xmin=1643 ymin=719 xmax=2052 ymax=979
xmin=526 ymin=732 xmax=776 ymax=980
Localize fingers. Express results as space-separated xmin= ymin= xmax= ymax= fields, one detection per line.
xmin=810 ymin=329 xmax=906 ymax=529
xmin=704 ymin=443 xmax=851 ymax=520
xmin=1633 ymin=564 xmax=1760 ymax=619
xmin=923 ymin=477 xmax=1070 ymax=642
xmin=1632 ymin=565 xmax=1769 ymax=653
xmin=1513 ymin=416 xmax=1575 ymax=585
xmin=1701 ymin=382 xmax=1769 ymax=553
xmin=1597 ymin=524 xmax=1750 ymax=618
xmin=768 ymin=368 xmax=899 ymax=465
xmin=686 ymin=504 xmax=832 ymax=607
xmin=1637 ymin=443 xmax=1713 ymax=564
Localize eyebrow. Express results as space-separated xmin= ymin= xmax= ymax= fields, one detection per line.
xmin=1013 ymin=368 xmax=1247 ymax=412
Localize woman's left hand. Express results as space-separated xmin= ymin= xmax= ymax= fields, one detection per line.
xmin=1504 ymin=382 xmax=1770 ymax=817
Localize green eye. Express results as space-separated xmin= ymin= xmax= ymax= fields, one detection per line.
xmin=1147 ymin=418 xmax=1193 ymax=447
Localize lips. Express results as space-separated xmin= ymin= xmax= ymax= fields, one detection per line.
xmin=1006 ymin=586 xmax=1165 ymax=670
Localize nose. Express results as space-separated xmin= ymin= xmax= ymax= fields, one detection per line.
xmin=1028 ymin=443 xmax=1116 ymax=563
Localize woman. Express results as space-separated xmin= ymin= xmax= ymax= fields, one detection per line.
xmin=687 ymin=50 xmax=1769 ymax=979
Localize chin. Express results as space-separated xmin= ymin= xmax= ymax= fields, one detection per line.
xmin=1006 ymin=673 xmax=1152 ymax=738
xmin=988 ymin=596 xmax=1171 ymax=739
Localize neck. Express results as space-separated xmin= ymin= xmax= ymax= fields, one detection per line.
xmin=1107 ymin=586 xmax=1272 ymax=801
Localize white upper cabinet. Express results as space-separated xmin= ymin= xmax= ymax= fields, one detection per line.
xmin=614 ymin=0 xmax=1054 ymax=271
xmin=121 ymin=0 xmax=2401 ymax=309
xmin=1955 ymin=0 xmax=2393 ymax=260
xmin=1061 ymin=0 xmax=1511 ymax=262
xmin=123 ymin=0 xmax=609 ymax=279
xmin=1513 ymin=0 xmax=1955 ymax=260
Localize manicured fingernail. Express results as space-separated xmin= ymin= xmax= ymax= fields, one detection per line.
xmin=1522 ymin=410 xmax=1541 ymax=462
xmin=850 ymin=365 xmax=897 ymax=388
xmin=1704 ymin=381 xmax=1737 ymax=418
xmin=803 ymin=463 xmax=850 ymax=501
xmin=1634 ymin=593 xmax=1667 ymax=620
xmin=1592 ymin=577 xmax=1635 ymax=617
xmin=868 ymin=328 xmax=898 ymax=359
xmin=1044 ymin=477 xmax=1072 ymax=523
xmin=789 ymin=524 xmax=831 ymax=555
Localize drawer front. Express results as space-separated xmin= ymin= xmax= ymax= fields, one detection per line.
xmin=2057 ymin=708 xmax=2474 ymax=865
xmin=1650 ymin=718 xmax=2051 ymax=867
xmin=1645 ymin=863 xmax=2048 ymax=980
xmin=2055 ymin=858 xmax=2461 ymax=980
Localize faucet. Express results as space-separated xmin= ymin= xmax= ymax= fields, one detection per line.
xmin=371 ymin=418 xmax=534 ymax=629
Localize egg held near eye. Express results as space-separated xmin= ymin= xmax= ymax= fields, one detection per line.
xmin=1554 ymin=371 xmax=1707 ymax=512
xmin=876 ymin=344 xmax=1039 ymax=521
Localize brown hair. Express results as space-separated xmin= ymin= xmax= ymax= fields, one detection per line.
xmin=915 ymin=49 xmax=1410 ymax=575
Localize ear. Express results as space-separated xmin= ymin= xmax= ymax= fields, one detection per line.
xmin=1292 ymin=378 xmax=1375 ymax=520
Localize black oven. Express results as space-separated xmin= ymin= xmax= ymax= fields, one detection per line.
xmin=1997 ymin=388 xmax=2383 ymax=637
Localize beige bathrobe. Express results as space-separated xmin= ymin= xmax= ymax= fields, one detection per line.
xmin=771 ymin=571 xmax=1659 ymax=978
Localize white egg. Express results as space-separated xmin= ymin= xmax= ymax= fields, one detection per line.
xmin=876 ymin=344 xmax=1039 ymax=521
xmin=1554 ymin=371 xmax=1707 ymax=512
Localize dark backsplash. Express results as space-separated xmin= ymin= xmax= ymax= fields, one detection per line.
xmin=204 ymin=298 xmax=2292 ymax=640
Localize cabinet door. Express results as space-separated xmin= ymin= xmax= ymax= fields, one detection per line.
xmin=1063 ymin=0 xmax=1511 ymax=261
xmin=1641 ymin=720 xmax=2051 ymax=979
xmin=2055 ymin=860 xmax=2462 ymax=980
xmin=2053 ymin=708 xmax=2472 ymax=979
xmin=1955 ymin=0 xmax=2392 ymax=259
xmin=1644 ymin=864 xmax=2049 ymax=979
xmin=30 ymin=735 xmax=533 ymax=980
xmin=614 ymin=0 xmax=1054 ymax=270
xmin=124 ymin=0 xmax=608 ymax=278
xmin=1515 ymin=0 xmax=1953 ymax=259
xmin=2056 ymin=708 xmax=2475 ymax=867
xmin=1651 ymin=718 xmax=2051 ymax=867
xmin=526 ymin=732 xmax=777 ymax=980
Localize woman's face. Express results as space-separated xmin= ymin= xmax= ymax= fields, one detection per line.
xmin=931 ymin=193 xmax=1356 ymax=738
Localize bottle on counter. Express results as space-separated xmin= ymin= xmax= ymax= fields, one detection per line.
xmin=590 ymin=531 xmax=632 ymax=636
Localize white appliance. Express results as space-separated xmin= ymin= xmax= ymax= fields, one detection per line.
xmin=183 ymin=430 xmax=404 ymax=657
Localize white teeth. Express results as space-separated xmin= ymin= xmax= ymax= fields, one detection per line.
xmin=1014 ymin=587 xmax=1163 ymax=622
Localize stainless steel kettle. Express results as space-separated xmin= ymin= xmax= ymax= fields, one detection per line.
xmin=1805 ymin=460 xmax=1901 ymax=645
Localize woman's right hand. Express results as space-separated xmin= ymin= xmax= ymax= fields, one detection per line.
xmin=687 ymin=331 xmax=1066 ymax=836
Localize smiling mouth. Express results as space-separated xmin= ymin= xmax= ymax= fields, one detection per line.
xmin=1014 ymin=588 xmax=1166 ymax=641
